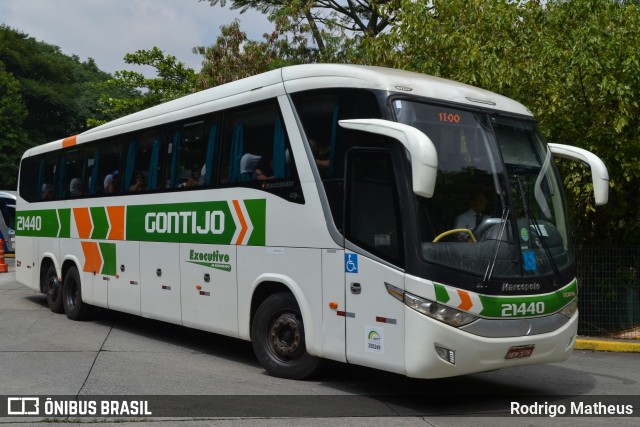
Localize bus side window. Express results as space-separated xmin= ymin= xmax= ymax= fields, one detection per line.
xmin=100 ymin=137 xmax=123 ymax=195
xmin=71 ymin=137 xmax=123 ymax=198
xmin=60 ymin=148 xmax=86 ymax=198
xmin=345 ymin=149 xmax=403 ymax=266
xmin=291 ymin=89 xmax=383 ymax=232
xmin=220 ymin=101 xmax=303 ymax=203
xmin=18 ymin=157 xmax=39 ymax=202
xmin=124 ymin=128 xmax=166 ymax=193
xmin=164 ymin=117 xmax=219 ymax=190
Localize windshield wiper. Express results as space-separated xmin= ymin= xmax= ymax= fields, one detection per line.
xmin=516 ymin=176 xmax=562 ymax=287
xmin=477 ymin=207 xmax=510 ymax=290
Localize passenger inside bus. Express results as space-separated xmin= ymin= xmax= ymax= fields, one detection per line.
xmin=69 ymin=178 xmax=83 ymax=197
xmin=239 ymin=153 xmax=261 ymax=181
xmin=41 ymin=183 xmax=53 ymax=200
xmin=186 ymin=166 xmax=202 ymax=187
xmin=104 ymin=171 xmax=119 ymax=194
xmin=129 ymin=172 xmax=146 ymax=192
xmin=255 ymin=156 xmax=274 ymax=181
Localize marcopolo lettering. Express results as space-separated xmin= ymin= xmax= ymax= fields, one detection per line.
xmin=501 ymin=282 xmax=541 ymax=292
xmin=145 ymin=211 xmax=224 ymax=235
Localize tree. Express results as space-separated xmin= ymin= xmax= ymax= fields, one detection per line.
xmin=88 ymin=47 xmax=197 ymax=127
xmin=200 ymin=0 xmax=397 ymax=54
xmin=194 ymin=20 xmax=323 ymax=88
xmin=360 ymin=0 xmax=640 ymax=244
xmin=0 ymin=63 xmax=28 ymax=188
xmin=0 ymin=26 xmax=116 ymax=187
xmin=194 ymin=21 xmax=277 ymax=89
xmin=0 ymin=26 xmax=113 ymax=142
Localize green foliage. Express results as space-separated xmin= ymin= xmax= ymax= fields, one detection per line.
xmin=200 ymin=0 xmax=396 ymax=55
xmin=0 ymin=63 xmax=28 ymax=188
xmin=194 ymin=21 xmax=281 ymax=88
xmin=194 ymin=15 xmax=341 ymax=88
xmin=0 ymin=26 xmax=113 ymax=142
xmin=88 ymin=47 xmax=197 ymax=127
xmin=0 ymin=25 xmax=114 ymax=187
xmin=361 ymin=0 xmax=640 ymax=244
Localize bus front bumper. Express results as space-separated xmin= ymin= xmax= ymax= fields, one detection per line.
xmin=404 ymin=307 xmax=578 ymax=379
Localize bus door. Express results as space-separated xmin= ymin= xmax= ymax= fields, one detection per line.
xmin=343 ymin=148 xmax=406 ymax=374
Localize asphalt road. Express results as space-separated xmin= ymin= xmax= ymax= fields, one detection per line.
xmin=0 ymin=257 xmax=638 ymax=426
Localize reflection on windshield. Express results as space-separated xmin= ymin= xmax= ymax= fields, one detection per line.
xmin=393 ymin=100 xmax=572 ymax=279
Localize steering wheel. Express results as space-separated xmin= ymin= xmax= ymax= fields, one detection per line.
xmin=433 ymin=228 xmax=477 ymax=243
xmin=473 ymin=218 xmax=503 ymax=240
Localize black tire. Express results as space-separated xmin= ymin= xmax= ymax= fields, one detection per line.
xmin=43 ymin=263 xmax=64 ymax=313
xmin=251 ymin=292 xmax=321 ymax=380
xmin=62 ymin=266 xmax=92 ymax=320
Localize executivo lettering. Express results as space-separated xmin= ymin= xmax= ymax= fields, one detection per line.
xmin=187 ymin=249 xmax=232 ymax=272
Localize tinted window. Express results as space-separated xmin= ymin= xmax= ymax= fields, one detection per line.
xmin=164 ymin=117 xmax=219 ymax=190
xmin=220 ymin=101 xmax=304 ymax=203
xmin=292 ymin=89 xmax=383 ymax=231
xmin=346 ymin=150 xmax=403 ymax=265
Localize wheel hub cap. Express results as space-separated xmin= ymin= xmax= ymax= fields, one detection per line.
xmin=269 ymin=313 xmax=301 ymax=357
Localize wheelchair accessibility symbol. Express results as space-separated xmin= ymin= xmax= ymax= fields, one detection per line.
xmin=345 ymin=253 xmax=358 ymax=273
xmin=522 ymin=249 xmax=537 ymax=273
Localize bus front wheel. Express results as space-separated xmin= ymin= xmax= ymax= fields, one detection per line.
xmin=251 ymin=292 xmax=321 ymax=380
xmin=43 ymin=263 xmax=63 ymax=313
xmin=62 ymin=267 xmax=92 ymax=321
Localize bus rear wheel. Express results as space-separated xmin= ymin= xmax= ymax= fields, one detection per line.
xmin=251 ymin=292 xmax=321 ymax=380
xmin=43 ymin=263 xmax=63 ymax=313
xmin=62 ymin=266 xmax=92 ymax=320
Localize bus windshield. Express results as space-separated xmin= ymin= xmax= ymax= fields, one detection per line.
xmin=392 ymin=99 xmax=572 ymax=279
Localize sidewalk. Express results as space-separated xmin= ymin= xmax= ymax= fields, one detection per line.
xmin=575 ymin=336 xmax=640 ymax=353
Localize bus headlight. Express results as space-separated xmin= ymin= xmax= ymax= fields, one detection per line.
xmin=393 ymin=286 xmax=478 ymax=327
xmin=559 ymin=298 xmax=578 ymax=319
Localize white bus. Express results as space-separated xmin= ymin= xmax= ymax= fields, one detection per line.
xmin=0 ymin=190 xmax=16 ymax=253
xmin=16 ymin=64 xmax=609 ymax=380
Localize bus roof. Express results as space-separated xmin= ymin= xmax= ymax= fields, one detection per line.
xmin=24 ymin=64 xmax=533 ymax=157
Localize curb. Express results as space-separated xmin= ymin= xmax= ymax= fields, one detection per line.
xmin=575 ymin=338 xmax=640 ymax=353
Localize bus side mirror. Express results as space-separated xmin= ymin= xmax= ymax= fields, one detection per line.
xmin=548 ymin=143 xmax=609 ymax=205
xmin=339 ymin=119 xmax=438 ymax=198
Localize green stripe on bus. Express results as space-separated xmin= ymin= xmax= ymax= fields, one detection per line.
xmin=125 ymin=199 xmax=266 ymax=245
xmin=58 ymin=209 xmax=71 ymax=238
xmin=15 ymin=210 xmax=59 ymax=237
xmin=17 ymin=199 xmax=267 ymax=246
xmin=99 ymin=242 xmax=117 ymax=276
xmin=245 ymin=199 xmax=266 ymax=246
xmin=91 ymin=207 xmax=109 ymax=240
xmin=477 ymin=280 xmax=577 ymax=318
xmin=434 ymin=283 xmax=450 ymax=304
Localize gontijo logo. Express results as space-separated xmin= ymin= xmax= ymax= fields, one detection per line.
xmin=144 ymin=211 xmax=224 ymax=235
xmin=127 ymin=199 xmax=266 ymax=246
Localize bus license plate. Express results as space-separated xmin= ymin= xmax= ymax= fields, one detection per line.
xmin=505 ymin=345 xmax=535 ymax=359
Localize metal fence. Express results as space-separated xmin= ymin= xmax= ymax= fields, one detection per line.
xmin=576 ymin=246 xmax=640 ymax=339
